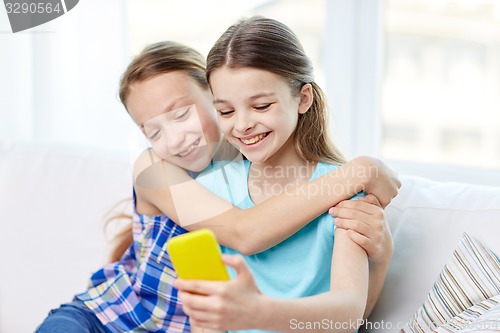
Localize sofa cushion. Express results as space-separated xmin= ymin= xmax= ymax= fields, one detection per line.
xmin=2 ymin=143 xmax=500 ymax=333
xmin=364 ymin=175 xmax=500 ymax=332
xmin=0 ymin=142 xmax=133 ymax=333
xmin=401 ymin=233 xmax=500 ymax=333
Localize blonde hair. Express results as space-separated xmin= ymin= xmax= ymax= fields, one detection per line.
xmin=109 ymin=41 xmax=210 ymax=262
xmin=206 ymin=16 xmax=345 ymax=165
xmin=119 ymin=41 xmax=208 ymax=107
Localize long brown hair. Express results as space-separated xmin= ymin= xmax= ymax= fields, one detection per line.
xmin=206 ymin=16 xmax=345 ymax=165
xmin=109 ymin=41 xmax=209 ymax=262
xmin=105 ymin=199 xmax=134 ymax=263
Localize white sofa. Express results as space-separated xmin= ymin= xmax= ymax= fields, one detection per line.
xmin=1 ymin=142 xmax=499 ymax=333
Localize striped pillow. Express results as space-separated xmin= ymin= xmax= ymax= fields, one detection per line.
xmin=434 ymin=295 xmax=500 ymax=332
xmin=402 ymin=233 xmax=500 ymax=333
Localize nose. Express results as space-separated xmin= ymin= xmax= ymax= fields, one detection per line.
xmin=162 ymin=123 xmax=186 ymax=155
xmin=233 ymin=110 xmax=255 ymax=134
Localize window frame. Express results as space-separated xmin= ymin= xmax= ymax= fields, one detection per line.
xmin=325 ymin=0 xmax=500 ymax=186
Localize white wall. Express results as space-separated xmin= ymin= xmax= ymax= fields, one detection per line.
xmin=0 ymin=0 xmax=135 ymax=152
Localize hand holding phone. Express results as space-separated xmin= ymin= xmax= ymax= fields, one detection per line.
xmin=167 ymin=229 xmax=230 ymax=281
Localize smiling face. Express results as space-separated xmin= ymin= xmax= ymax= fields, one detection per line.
xmin=210 ymin=66 xmax=311 ymax=165
xmin=126 ymin=71 xmax=221 ymax=172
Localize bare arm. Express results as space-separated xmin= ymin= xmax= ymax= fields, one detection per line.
xmin=134 ymin=150 xmax=399 ymax=255
xmin=256 ymin=228 xmax=369 ymax=333
xmin=174 ymin=228 xmax=369 ymax=333
xmin=364 ymin=258 xmax=391 ymax=318
xmin=330 ymin=195 xmax=393 ymax=318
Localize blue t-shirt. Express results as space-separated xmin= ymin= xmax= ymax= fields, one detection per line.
xmin=196 ymin=158 xmax=361 ymax=333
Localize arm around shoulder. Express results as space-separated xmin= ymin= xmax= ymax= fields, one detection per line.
xmin=347 ymin=156 xmax=401 ymax=208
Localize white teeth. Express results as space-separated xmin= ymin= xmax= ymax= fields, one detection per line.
xmin=241 ymin=133 xmax=266 ymax=145
xmin=177 ymin=140 xmax=199 ymax=157
xmin=178 ymin=149 xmax=193 ymax=157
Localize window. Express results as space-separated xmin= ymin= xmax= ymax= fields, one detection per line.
xmin=382 ymin=0 xmax=500 ymax=170
xmin=125 ymin=0 xmax=326 ymax=84
xmin=4 ymin=0 xmax=496 ymax=184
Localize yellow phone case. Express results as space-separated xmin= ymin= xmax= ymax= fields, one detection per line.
xmin=167 ymin=229 xmax=230 ymax=281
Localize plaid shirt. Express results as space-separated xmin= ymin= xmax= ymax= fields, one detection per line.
xmin=76 ymin=191 xmax=190 ymax=333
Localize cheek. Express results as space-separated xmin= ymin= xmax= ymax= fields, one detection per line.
xmin=277 ymin=109 xmax=299 ymax=134
xmin=216 ymin=117 xmax=233 ymax=137
xmin=196 ymin=115 xmax=220 ymax=142
xmin=149 ymin=141 xmax=170 ymax=160
xmin=193 ymin=106 xmax=220 ymax=139
xmin=185 ymin=115 xmax=205 ymax=136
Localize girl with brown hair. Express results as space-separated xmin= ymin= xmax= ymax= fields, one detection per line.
xmin=175 ymin=16 xmax=393 ymax=333
xmin=36 ymin=39 xmax=398 ymax=333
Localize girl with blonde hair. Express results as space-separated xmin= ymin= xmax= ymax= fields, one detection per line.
xmin=36 ymin=39 xmax=398 ymax=333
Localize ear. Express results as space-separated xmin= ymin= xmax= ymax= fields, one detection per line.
xmin=297 ymin=83 xmax=313 ymax=115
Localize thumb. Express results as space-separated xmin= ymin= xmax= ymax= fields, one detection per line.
xmin=222 ymin=255 xmax=252 ymax=280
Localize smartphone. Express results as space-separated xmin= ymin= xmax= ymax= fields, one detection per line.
xmin=167 ymin=229 xmax=230 ymax=281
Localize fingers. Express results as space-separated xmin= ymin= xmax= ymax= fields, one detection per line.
xmin=329 ymin=197 xmax=387 ymax=260
xmin=382 ymin=177 xmax=401 ymax=208
xmin=368 ymin=175 xmax=400 ymax=208
xmin=222 ymin=255 xmax=253 ymax=283
xmin=329 ymin=199 xmax=380 ymax=216
xmin=174 ymin=279 xmax=225 ymax=296
xmin=177 ymin=255 xmax=258 ymax=332
xmin=185 ymin=299 xmax=224 ymax=331
xmin=190 ymin=318 xmax=220 ymax=331
xmin=333 ymin=217 xmax=370 ymax=237
xmin=329 ymin=206 xmax=373 ymax=222
xmin=179 ymin=290 xmax=218 ymax=312
xmin=174 ymin=255 xmax=247 ymax=295
xmin=359 ymin=194 xmax=382 ymax=208
xmin=329 ymin=191 xmax=392 ymax=264
xmin=222 ymin=254 xmax=245 ymax=272
xmin=346 ymin=229 xmax=374 ymax=255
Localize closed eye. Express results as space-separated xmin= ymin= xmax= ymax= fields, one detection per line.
xmin=147 ymin=129 xmax=161 ymax=140
xmin=218 ymin=109 xmax=234 ymax=117
xmin=174 ymin=106 xmax=191 ymax=121
xmin=254 ymin=103 xmax=272 ymax=111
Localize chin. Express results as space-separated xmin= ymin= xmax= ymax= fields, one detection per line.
xmin=189 ymin=165 xmax=208 ymax=173
xmin=242 ymin=154 xmax=267 ymax=164
xmin=187 ymin=156 xmax=212 ymax=173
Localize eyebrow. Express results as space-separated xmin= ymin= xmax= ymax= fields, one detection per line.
xmin=164 ymin=95 xmax=190 ymax=113
xmin=213 ymin=92 xmax=276 ymax=105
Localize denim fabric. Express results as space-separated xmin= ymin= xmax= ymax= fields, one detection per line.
xmin=35 ymin=299 xmax=109 ymax=333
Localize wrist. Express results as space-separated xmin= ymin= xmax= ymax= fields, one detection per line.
xmin=349 ymin=156 xmax=372 ymax=193
xmin=253 ymin=295 xmax=275 ymax=330
xmin=369 ymin=252 xmax=393 ymax=269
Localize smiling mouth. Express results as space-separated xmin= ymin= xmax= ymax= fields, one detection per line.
xmin=177 ymin=138 xmax=201 ymax=157
xmin=240 ymin=132 xmax=270 ymax=145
